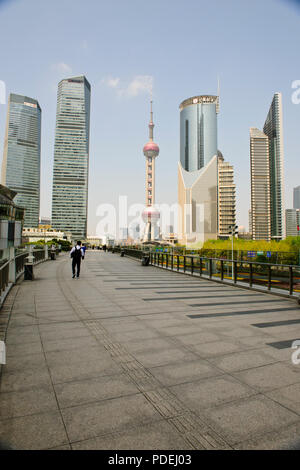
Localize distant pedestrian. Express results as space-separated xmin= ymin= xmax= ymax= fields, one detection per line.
xmin=82 ymin=243 xmax=87 ymax=255
xmin=70 ymin=241 xmax=85 ymax=278
xmin=103 ymin=244 xmax=107 ymax=252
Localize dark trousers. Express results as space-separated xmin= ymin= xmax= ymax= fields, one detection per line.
xmin=72 ymin=259 xmax=81 ymax=277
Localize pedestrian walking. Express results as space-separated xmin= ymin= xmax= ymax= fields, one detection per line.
xmin=70 ymin=241 xmax=85 ymax=278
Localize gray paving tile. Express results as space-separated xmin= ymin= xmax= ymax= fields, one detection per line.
xmin=71 ymin=420 xmax=193 ymax=450
xmin=170 ymin=375 xmax=254 ymax=411
xmin=49 ymin=356 xmax=122 ymax=384
xmin=209 ymin=349 xmax=277 ymax=372
xmin=6 ymin=341 xmax=43 ymax=357
xmin=133 ymin=348 xmax=198 ymax=368
xmin=234 ymin=362 xmax=300 ymax=392
xmin=190 ymin=340 xmax=245 ymax=358
xmin=235 ymin=421 xmax=300 ymax=449
xmin=54 ymin=374 xmax=138 ymax=408
xmin=0 ymin=386 xmax=58 ymax=419
xmin=0 ymin=366 xmax=52 ymax=393
xmin=266 ymin=383 xmax=300 ymax=415
xmin=203 ymin=395 xmax=300 ymax=446
xmin=149 ymin=359 xmax=222 ymax=386
xmin=62 ymin=393 xmax=162 ymax=442
xmin=42 ymin=335 xmax=99 ymax=352
xmin=0 ymin=411 xmax=68 ymax=450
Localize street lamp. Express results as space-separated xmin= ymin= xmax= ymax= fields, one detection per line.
xmin=229 ymin=225 xmax=239 ymax=280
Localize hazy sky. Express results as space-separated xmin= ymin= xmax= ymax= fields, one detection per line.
xmin=0 ymin=0 xmax=299 ymax=235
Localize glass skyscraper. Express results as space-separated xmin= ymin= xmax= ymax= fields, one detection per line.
xmin=1 ymin=93 xmax=41 ymax=228
xmin=293 ymin=186 xmax=300 ymax=209
xmin=51 ymin=76 xmax=91 ymax=240
xmin=180 ymin=95 xmax=218 ymax=172
xmin=263 ymin=93 xmax=285 ymax=240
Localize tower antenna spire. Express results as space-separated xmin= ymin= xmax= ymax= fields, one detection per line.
xmin=149 ymin=99 xmax=154 ymax=141
xmin=216 ymin=77 xmax=220 ymax=114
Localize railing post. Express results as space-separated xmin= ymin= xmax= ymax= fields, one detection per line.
xmin=171 ymin=254 xmax=173 ymax=271
xmin=249 ymin=263 xmax=253 ymax=288
xmin=234 ymin=261 xmax=237 ymax=284
xmin=268 ymin=265 xmax=271 ymax=291
xmin=209 ymin=259 xmax=212 ymax=278
xmin=177 ymin=255 xmax=179 ymax=271
xmin=8 ymin=246 xmax=16 ymax=284
xmin=45 ymin=244 xmax=48 ymax=260
xmin=183 ymin=256 xmax=186 ymax=273
xmin=191 ymin=256 xmax=194 ymax=275
xmin=200 ymin=257 xmax=202 ymax=277
xmin=289 ymin=266 xmax=293 ymax=296
xmin=166 ymin=254 xmax=169 ymax=269
xmin=220 ymin=260 xmax=224 ymax=281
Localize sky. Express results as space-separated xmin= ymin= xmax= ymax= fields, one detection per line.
xmin=0 ymin=0 xmax=299 ymax=236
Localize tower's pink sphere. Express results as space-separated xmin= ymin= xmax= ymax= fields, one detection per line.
xmin=143 ymin=141 xmax=159 ymax=156
xmin=142 ymin=206 xmax=160 ymax=222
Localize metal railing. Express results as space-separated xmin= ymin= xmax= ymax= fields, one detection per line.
xmin=0 ymin=260 xmax=9 ymax=296
xmin=113 ymin=248 xmax=300 ymax=298
xmin=149 ymin=252 xmax=300 ymax=297
xmin=0 ymin=246 xmax=55 ymax=301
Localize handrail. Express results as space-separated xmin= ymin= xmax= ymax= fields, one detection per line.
xmin=115 ymin=247 xmax=300 ymax=299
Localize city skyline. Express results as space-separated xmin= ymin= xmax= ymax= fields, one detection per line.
xmin=0 ymin=0 xmax=299 ymax=236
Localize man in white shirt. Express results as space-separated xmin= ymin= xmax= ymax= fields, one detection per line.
xmin=70 ymin=241 xmax=85 ymax=278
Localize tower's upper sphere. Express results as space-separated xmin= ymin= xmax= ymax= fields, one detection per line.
xmin=143 ymin=141 xmax=159 ymax=157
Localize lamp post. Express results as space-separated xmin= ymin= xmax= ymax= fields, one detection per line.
xmin=229 ymin=225 xmax=238 ymax=280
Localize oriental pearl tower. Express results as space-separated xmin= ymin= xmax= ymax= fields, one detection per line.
xmin=142 ymin=101 xmax=160 ymax=242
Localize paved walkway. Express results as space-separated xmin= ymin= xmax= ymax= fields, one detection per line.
xmin=0 ymin=251 xmax=300 ymax=450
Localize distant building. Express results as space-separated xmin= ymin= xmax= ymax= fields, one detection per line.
xmin=0 ymin=184 xmax=24 ymax=252
xmin=22 ymin=227 xmax=72 ymax=243
xmin=51 ymin=76 xmax=91 ymax=240
xmin=1 ymin=93 xmax=41 ymax=228
xmin=263 ymin=93 xmax=285 ymax=239
xmin=180 ymin=95 xmax=219 ymax=171
xmin=293 ymin=186 xmax=300 ymax=209
xmin=178 ymin=94 xmax=220 ymax=246
xmin=285 ymin=209 xmax=300 ymax=237
xmin=86 ymin=236 xmax=102 ymax=247
xmin=178 ymin=155 xmax=218 ymax=245
xmin=250 ymin=128 xmax=271 ymax=241
xmin=217 ymin=152 xmax=236 ymax=239
xmin=248 ymin=209 xmax=252 ymax=236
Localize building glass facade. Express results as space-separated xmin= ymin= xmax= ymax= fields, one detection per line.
xmin=250 ymin=128 xmax=271 ymax=241
xmin=263 ymin=93 xmax=285 ymax=240
xmin=1 ymin=93 xmax=41 ymax=227
xmin=293 ymin=186 xmax=300 ymax=209
xmin=51 ymin=76 xmax=90 ymax=240
xmin=217 ymin=153 xmax=236 ymax=238
xmin=286 ymin=209 xmax=300 ymax=237
xmin=180 ymin=95 xmax=218 ymax=172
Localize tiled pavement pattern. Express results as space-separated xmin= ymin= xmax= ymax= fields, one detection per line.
xmin=0 ymin=251 xmax=300 ymax=450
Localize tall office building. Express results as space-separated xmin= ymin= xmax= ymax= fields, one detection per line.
xmin=217 ymin=152 xmax=236 ymax=238
xmin=52 ymin=76 xmax=90 ymax=240
xmin=178 ymin=94 xmax=236 ymax=245
xmin=180 ymin=95 xmax=218 ymax=172
xmin=263 ymin=93 xmax=285 ymax=239
xmin=286 ymin=209 xmax=300 ymax=237
xmin=1 ymin=93 xmax=41 ymax=227
xmin=293 ymin=186 xmax=300 ymax=209
xmin=250 ymin=128 xmax=271 ymax=241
